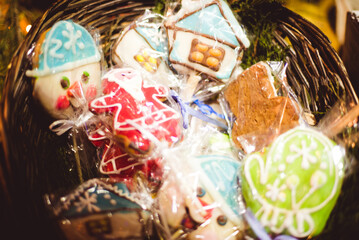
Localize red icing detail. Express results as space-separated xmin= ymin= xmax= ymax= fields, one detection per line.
xmin=56 ymin=95 xmax=70 ymax=110
xmin=88 ymin=68 xmax=180 ymax=184
xmin=90 ymin=68 xmax=182 ymax=154
xmin=198 ymin=198 xmax=213 ymax=220
xmin=183 ymin=217 xmax=196 ymax=229
xmin=85 ymin=85 xmax=97 ymax=102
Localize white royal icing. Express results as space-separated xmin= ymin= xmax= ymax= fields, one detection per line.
xmin=243 ymin=127 xmax=344 ymax=237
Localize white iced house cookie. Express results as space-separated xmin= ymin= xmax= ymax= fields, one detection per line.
xmin=165 ymin=0 xmax=250 ymax=82
xmin=113 ymin=19 xmax=177 ymax=87
xmin=242 ymin=127 xmax=345 ymax=238
xmin=26 ymin=20 xmax=101 ymax=119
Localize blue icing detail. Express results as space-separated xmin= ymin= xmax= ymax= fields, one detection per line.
xmin=135 ymin=26 xmax=166 ymax=53
xmin=35 ymin=20 xmax=100 ymax=75
xmin=215 ymin=61 xmax=235 ymax=79
xmin=169 ymin=41 xmax=182 ymax=62
xmin=62 ymin=182 xmax=141 ymax=218
xmin=176 ymin=4 xmax=239 ymax=47
xmin=197 ymin=155 xmax=241 ymax=216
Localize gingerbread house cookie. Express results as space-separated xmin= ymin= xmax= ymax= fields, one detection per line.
xmin=55 ymin=179 xmax=152 ymax=239
xmin=165 ymin=0 xmax=250 ymax=82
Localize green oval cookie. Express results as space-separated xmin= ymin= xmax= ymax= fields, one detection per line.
xmin=242 ymin=127 xmax=345 ymax=238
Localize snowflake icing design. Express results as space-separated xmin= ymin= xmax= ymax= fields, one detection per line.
xmin=74 ymin=191 xmax=100 ymax=213
xmin=286 ymin=140 xmax=318 ymax=169
xmin=265 ymin=179 xmax=287 ymax=202
xmin=62 ymin=22 xmax=85 ymax=54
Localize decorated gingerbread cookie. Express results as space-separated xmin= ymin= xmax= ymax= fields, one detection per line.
xmin=158 ymin=131 xmax=245 ymax=239
xmin=241 ymin=127 xmax=345 ymax=238
xmin=26 ymin=20 xmax=102 ymax=119
xmin=113 ymin=14 xmax=177 ymax=87
xmin=89 ymin=68 xmax=182 ymax=156
xmin=165 ymin=0 xmax=250 ymax=101
xmin=188 ymin=154 xmax=245 ymax=240
xmin=88 ymin=125 xmax=163 ymax=189
xmin=165 ymin=0 xmax=250 ymax=82
xmin=54 ymin=178 xmax=152 ymax=239
xmin=223 ymin=61 xmax=299 ymax=153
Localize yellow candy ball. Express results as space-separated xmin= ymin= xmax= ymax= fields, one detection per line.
xmin=191 ymin=51 xmax=204 ymax=62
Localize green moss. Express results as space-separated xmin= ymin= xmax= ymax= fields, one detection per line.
xmin=229 ymin=0 xmax=288 ymax=69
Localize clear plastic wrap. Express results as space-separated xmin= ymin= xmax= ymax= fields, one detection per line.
xmin=220 ymin=61 xmax=301 ymax=155
xmin=112 ymin=10 xmax=180 ymax=88
xmin=26 ymin=19 xmax=103 ymax=120
xmin=240 ymin=125 xmax=346 ymax=239
xmin=49 ymin=178 xmax=154 ymax=240
xmin=155 ymin=127 xmax=246 ymax=239
xmin=164 ymin=0 xmax=250 ymax=102
xmin=11 ymin=2 xmax=359 ymax=240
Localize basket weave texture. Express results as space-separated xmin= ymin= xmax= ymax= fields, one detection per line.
xmin=0 ymin=0 xmax=358 ymax=239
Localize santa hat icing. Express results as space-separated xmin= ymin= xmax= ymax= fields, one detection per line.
xmin=27 ymin=20 xmax=101 ymax=77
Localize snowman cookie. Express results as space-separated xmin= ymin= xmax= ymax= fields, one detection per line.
xmin=26 ymin=20 xmax=101 ymax=119
xmin=158 ymin=132 xmax=245 ymax=239
xmin=241 ymin=127 xmax=345 ymax=238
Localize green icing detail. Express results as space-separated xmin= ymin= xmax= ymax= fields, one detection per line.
xmin=242 ymin=127 xmax=344 ymax=238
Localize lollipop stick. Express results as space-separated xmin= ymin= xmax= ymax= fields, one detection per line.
xmin=181 ymin=73 xmax=201 ymax=102
xmin=72 ymin=131 xmax=84 ymax=183
xmin=325 ymin=104 xmax=359 ymax=138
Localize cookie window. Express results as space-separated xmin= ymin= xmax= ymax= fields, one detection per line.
xmin=188 ymin=39 xmax=225 ymax=72
xmin=134 ymin=48 xmax=160 ymax=73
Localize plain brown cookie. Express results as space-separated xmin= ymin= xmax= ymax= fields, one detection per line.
xmin=224 ymin=62 xmax=299 ymax=152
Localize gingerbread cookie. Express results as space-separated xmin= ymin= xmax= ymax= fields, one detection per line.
xmin=165 ymin=0 xmax=250 ymax=100
xmin=223 ymin=62 xmax=299 ymax=153
xmin=241 ymin=127 xmax=345 ymax=238
xmin=89 ymin=68 xmax=182 ymax=156
xmin=26 ymin=20 xmax=101 ymax=119
xmin=54 ymin=178 xmax=152 ymax=239
xmin=113 ymin=14 xmax=177 ymax=87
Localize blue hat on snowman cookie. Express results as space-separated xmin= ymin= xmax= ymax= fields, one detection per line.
xmin=27 ymin=20 xmax=101 ymax=77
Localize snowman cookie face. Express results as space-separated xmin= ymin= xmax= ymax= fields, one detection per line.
xmin=34 ymin=62 xmax=101 ymax=118
xmin=242 ymin=127 xmax=345 ymax=238
xmin=27 ymin=20 xmax=101 ymax=119
xmin=189 ymin=155 xmax=245 ymax=240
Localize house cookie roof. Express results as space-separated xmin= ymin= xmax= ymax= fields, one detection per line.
xmin=166 ymin=0 xmax=250 ymax=49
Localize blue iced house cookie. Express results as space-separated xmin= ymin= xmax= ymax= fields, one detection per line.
xmin=26 ymin=20 xmax=102 ymax=119
xmin=165 ymin=0 xmax=250 ymax=82
xmin=54 ymin=179 xmax=152 ymax=239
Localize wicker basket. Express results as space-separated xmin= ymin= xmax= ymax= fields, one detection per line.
xmin=0 ymin=0 xmax=358 ymax=239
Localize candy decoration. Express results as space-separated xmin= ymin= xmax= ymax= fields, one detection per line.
xmin=242 ymin=127 xmax=345 ymax=238
xmin=90 ymin=68 xmax=182 ymax=156
xmin=26 ymin=20 xmax=101 ymax=119
xmin=55 ymin=179 xmax=152 ymax=240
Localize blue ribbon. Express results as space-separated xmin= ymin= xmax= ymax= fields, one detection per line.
xmin=193 ymin=99 xmax=226 ymax=120
xmin=170 ymin=91 xmax=228 ymax=130
xmin=244 ymin=209 xmax=298 ymax=240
